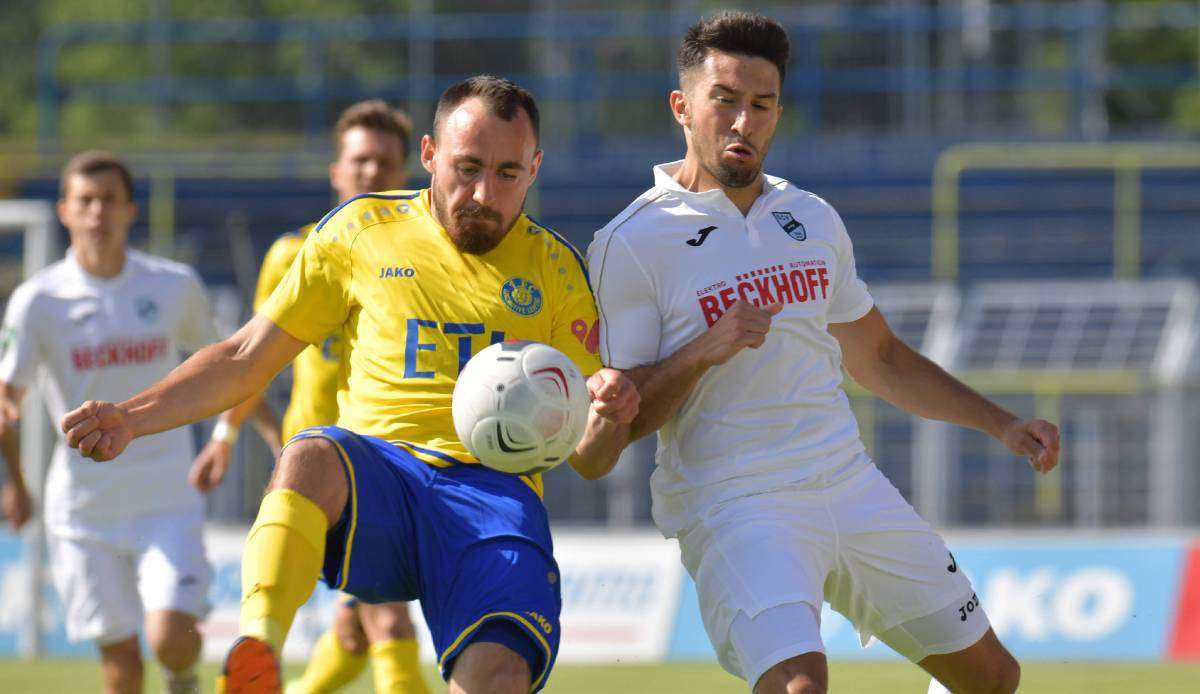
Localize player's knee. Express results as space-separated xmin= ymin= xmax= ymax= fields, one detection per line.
xmin=269 ymin=437 xmax=348 ymax=525
xmin=146 ymin=619 xmax=201 ymax=671
xmin=360 ymin=602 xmax=416 ymax=641
xmin=985 ymin=654 xmax=1020 ymax=694
xmin=450 ymin=642 xmax=531 ymax=694
xmin=754 ymin=653 xmax=827 ymax=694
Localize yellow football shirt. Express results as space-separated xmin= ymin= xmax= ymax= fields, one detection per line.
xmin=260 ymin=189 xmax=603 ymax=495
xmin=254 ymin=224 xmax=343 ymax=442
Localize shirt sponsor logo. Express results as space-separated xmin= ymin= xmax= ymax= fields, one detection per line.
xmin=695 ymin=260 xmax=830 ymax=327
xmin=71 ymin=336 xmax=170 ymax=370
xmin=772 ymin=211 xmax=806 ymax=241
xmin=500 ymin=278 xmax=543 ymax=317
xmin=378 ymin=266 xmax=416 ymax=279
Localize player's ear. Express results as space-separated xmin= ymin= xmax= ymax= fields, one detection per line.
xmin=669 ymin=89 xmax=689 ymax=128
xmin=528 ymin=148 xmax=543 ymax=182
xmin=419 ymin=133 xmax=436 ymax=175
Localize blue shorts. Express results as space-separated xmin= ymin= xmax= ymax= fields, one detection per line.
xmin=290 ymin=426 xmax=562 ymax=691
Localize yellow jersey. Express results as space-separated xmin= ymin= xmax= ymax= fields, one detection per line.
xmin=254 ymin=223 xmax=344 ymax=441
xmin=260 ymin=189 xmax=603 ymax=496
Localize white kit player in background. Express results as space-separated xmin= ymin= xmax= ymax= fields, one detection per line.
xmin=588 ymin=12 xmax=1060 ymax=694
xmin=0 ymin=151 xmax=217 ymax=694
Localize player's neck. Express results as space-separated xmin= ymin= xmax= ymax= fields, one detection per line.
xmin=673 ymin=156 xmax=762 ymax=217
xmin=73 ymin=244 xmax=127 ymax=279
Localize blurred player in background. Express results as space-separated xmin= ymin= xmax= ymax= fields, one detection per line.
xmin=62 ymin=75 xmax=638 ymax=694
xmin=189 ymin=100 xmax=430 ymax=693
xmin=589 ymin=12 xmax=1061 ymax=694
xmin=0 ymin=151 xmax=218 ymax=694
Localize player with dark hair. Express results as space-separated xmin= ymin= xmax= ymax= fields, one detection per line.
xmin=62 ymin=76 xmax=638 ymax=694
xmin=589 ymin=12 xmax=1060 ymax=694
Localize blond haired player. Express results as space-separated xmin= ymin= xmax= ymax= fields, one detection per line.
xmin=190 ymin=100 xmax=429 ymax=693
xmin=589 ymin=12 xmax=1061 ymax=694
xmin=0 ymin=151 xmax=217 ymax=694
xmin=64 ymin=76 xmax=637 ymax=694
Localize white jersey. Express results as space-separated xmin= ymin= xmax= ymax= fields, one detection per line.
xmin=0 ymin=249 xmax=218 ymax=532
xmin=588 ymin=161 xmax=875 ymax=536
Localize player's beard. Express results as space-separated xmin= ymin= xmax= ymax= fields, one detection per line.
xmin=703 ymin=138 xmax=763 ymax=189
xmin=432 ymin=185 xmax=520 ymax=255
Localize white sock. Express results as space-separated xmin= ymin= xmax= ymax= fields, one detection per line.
xmin=927 ymin=678 xmax=952 ymax=694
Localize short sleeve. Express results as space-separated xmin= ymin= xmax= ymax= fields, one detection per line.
xmin=175 ymin=268 xmax=219 ymax=351
xmin=259 ymin=225 xmax=352 ymax=345
xmin=825 ymin=206 xmax=874 ymax=324
xmin=254 ymin=234 xmax=303 ymax=312
xmin=547 ymin=243 xmax=604 ymax=377
xmin=587 ymin=232 xmax=662 ymax=370
xmin=0 ymin=283 xmax=43 ymax=388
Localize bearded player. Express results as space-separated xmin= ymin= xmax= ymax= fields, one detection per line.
xmin=64 ymin=76 xmax=637 ymax=694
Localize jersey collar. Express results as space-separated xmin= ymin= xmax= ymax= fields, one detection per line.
xmin=652 ymin=160 xmax=787 ymax=216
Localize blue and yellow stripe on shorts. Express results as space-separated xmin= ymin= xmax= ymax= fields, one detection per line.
xmin=283 ymin=427 xmax=360 ymax=591
xmin=389 ymin=438 xmax=545 ymax=499
xmin=438 ymin=611 xmax=555 ymax=693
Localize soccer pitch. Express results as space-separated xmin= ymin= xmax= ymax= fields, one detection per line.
xmin=2 ymin=659 xmax=1199 ymax=693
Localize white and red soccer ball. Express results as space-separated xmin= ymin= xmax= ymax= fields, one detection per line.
xmin=452 ymin=340 xmax=589 ymax=475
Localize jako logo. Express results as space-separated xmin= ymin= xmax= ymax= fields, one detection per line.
xmin=379 ymin=266 xmax=416 ymax=279
xmin=985 ymin=567 xmax=1133 ymax=641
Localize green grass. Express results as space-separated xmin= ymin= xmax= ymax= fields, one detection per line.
xmin=1 ymin=658 xmax=1199 ymax=693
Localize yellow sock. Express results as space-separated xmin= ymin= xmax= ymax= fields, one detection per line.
xmin=369 ymin=637 xmax=429 ymax=694
xmin=240 ymin=489 xmax=328 ymax=652
xmin=296 ymin=629 xmax=368 ymax=692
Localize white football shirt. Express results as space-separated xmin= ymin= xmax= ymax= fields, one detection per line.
xmin=0 ymin=249 xmax=218 ymax=532
xmin=588 ymin=161 xmax=875 ymax=536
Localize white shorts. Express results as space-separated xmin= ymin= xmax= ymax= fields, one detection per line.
xmin=677 ymin=459 xmax=989 ymax=686
xmin=48 ymin=509 xmax=211 ymax=645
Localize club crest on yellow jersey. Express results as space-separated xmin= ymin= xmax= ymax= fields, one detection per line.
xmin=500 ymin=278 xmax=543 ymax=316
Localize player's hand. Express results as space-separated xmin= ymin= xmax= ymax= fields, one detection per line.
xmin=61 ymin=400 xmax=134 ymax=462
xmin=1001 ymin=418 xmax=1060 ymax=474
xmin=189 ymin=440 xmax=232 ymax=493
xmin=696 ymin=301 xmax=784 ymax=366
xmin=0 ymin=399 xmax=19 ymax=439
xmin=587 ymin=368 xmax=639 ymax=425
xmin=1 ymin=481 xmax=31 ymax=531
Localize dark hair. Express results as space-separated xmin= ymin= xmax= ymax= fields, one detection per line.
xmin=432 ymin=75 xmax=540 ymax=144
xmin=678 ymin=11 xmax=790 ymax=86
xmin=60 ymin=150 xmax=135 ymax=201
xmin=334 ymin=99 xmax=413 ymax=161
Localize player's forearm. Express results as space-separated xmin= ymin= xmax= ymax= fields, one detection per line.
xmin=624 ymin=338 xmax=712 ymax=441
xmin=122 ymin=338 xmax=279 ymax=439
xmin=569 ymin=411 xmax=631 ymax=480
xmin=853 ymin=338 xmax=1018 ymax=439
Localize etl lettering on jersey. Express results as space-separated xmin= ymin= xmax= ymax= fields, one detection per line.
xmin=695 ymin=259 xmax=831 ymax=327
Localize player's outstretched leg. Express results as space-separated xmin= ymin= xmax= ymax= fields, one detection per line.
xmin=448 ymin=641 xmax=531 ymax=694
xmin=917 ymin=628 xmax=1019 ymax=694
xmin=219 ymin=438 xmax=349 ymax=694
xmin=359 ymin=601 xmax=430 ymax=694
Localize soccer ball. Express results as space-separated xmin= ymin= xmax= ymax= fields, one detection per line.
xmin=452 ymin=340 xmax=590 ymax=475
